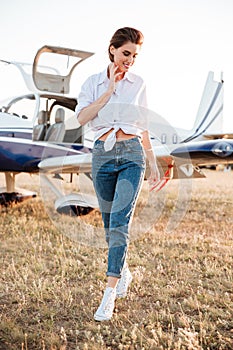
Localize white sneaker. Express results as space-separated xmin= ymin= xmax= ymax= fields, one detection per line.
xmin=94 ymin=287 xmax=116 ymax=321
xmin=116 ymin=267 xmax=133 ymax=298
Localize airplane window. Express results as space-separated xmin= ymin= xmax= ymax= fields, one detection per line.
xmin=161 ymin=133 xmax=167 ymax=144
xmin=6 ymin=96 xmax=37 ymax=121
xmin=173 ymin=133 xmax=178 ymax=144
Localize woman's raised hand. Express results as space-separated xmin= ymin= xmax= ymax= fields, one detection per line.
xmin=108 ymin=63 xmax=122 ymax=94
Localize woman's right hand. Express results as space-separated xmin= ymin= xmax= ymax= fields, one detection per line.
xmin=78 ymin=63 xmax=121 ymax=126
xmin=78 ymin=64 xmax=118 ymax=126
xmin=108 ymin=63 xmax=121 ymax=94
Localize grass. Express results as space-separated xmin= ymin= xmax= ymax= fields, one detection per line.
xmin=0 ymin=170 xmax=233 ymax=349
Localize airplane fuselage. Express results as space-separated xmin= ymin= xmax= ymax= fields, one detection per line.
xmin=0 ymin=133 xmax=90 ymax=173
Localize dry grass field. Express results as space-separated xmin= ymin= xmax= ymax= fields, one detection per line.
xmin=0 ymin=170 xmax=233 ymax=349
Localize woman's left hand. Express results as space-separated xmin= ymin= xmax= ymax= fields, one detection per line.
xmin=148 ymin=162 xmax=160 ymax=187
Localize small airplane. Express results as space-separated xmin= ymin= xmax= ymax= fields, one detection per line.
xmin=0 ymin=45 xmax=233 ymax=215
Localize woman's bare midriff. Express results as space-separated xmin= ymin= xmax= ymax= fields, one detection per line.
xmin=99 ymin=128 xmax=137 ymax=141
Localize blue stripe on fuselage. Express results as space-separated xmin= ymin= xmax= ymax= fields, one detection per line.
xmin=0 ymin=137 xmax=90 ymax=172
xmin=0 ymin=128 xmax=32 ymax=139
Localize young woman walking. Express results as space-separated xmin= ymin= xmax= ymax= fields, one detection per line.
xmin=76 ymin=27 xmax=160 ymax=321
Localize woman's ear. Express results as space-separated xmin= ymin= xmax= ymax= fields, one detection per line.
xmin=110 ymin=45 xmax=115 ymax=56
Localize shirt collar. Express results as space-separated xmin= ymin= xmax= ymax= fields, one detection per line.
xmin=98 ymin=68 xmax=135 ymax=86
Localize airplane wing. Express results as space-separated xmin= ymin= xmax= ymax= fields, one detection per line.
xmin=38 ymin=152 xmax=92 ymax=174
xmin=38 ymin=138 xmax=233 ymax=180
xmin=38 ymin=151 xmax=177 ymax=177
xmin=32 ymin=138 xmax=233 ymax=214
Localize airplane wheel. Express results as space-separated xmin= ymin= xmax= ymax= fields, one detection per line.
xmin=56 ymin=204 xmax=94 ymax=216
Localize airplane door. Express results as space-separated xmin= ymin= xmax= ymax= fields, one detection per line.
xmin=32 ymin=46 xmax=94 ymax=94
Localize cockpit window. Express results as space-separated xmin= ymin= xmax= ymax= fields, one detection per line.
xmin=5 ymin=95 xmax=37 ymax=121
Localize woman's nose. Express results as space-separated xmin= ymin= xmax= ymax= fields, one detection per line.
xmin=128 ymin=56 xmax=134 ymax=63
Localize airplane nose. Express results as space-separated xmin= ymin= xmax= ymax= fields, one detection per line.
xmin=211 ymin=141 xmax=233 ymax=157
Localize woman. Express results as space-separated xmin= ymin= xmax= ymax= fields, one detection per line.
xmin=76 ymin=27 xmax=160 ymax=321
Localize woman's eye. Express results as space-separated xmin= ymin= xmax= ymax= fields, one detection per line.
xmin=122 ymin=51 xmax=137 ymax=59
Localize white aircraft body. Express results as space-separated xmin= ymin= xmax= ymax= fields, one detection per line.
xmin=0 ymin=45 xmax=232 ymax=214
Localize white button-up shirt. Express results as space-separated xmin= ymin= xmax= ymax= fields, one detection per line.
xmin=75 ymin=68 xmax=148 ymax=151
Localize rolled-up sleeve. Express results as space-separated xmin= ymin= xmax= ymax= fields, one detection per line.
xmin=75 ymin=76 xmax=94 ymax=118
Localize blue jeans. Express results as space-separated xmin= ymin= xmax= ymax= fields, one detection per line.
xmin=92 ymin=137 xmax=146 ymax=278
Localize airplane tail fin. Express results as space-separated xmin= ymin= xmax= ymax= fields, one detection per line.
xmin=182 ymin=71 xmax=224 ymax=143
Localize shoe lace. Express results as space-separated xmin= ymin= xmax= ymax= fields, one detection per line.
xmin=118 ymin=269 xmax=131 ymax=291
xmin=103 ymin=289 xmax=115 ymax=312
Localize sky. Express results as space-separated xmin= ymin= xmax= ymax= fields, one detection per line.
xmin=0 ymin=0 xmax=233 ymax=131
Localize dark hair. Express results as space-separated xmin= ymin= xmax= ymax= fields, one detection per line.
xmin=108 ymin=27 xmax=144 ymax=62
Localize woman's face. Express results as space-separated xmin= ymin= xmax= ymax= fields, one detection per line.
xmin=110 ymin=41 xmax=140 ymax=73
